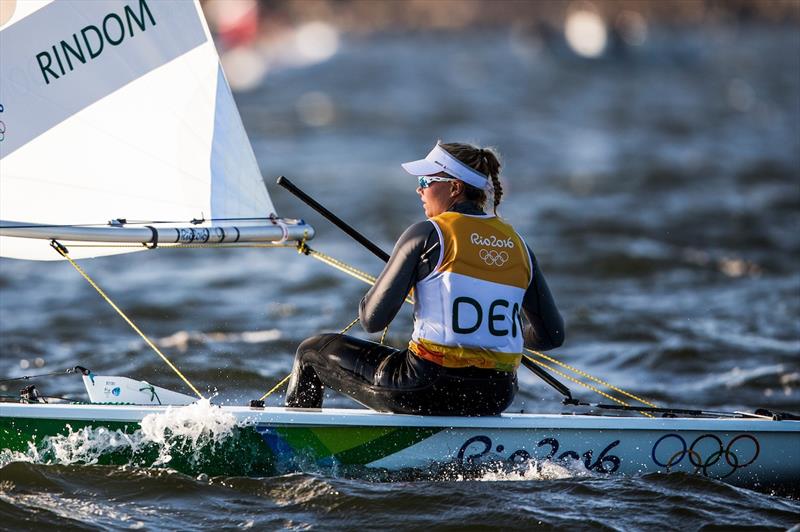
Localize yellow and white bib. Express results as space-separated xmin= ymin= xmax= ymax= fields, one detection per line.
xmin=409 ymin=212 xmax=532 ymax=372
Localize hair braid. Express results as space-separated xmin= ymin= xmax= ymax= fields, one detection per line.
xmin=439 ymin=142 xmax=503 ymax=214
xmin=490 ymin=173 xmax=503 ymax=214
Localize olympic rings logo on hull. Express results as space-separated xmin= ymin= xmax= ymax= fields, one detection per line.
xmin=651 ymin=433 xmax=760 ymax=479
xmin=479 ymin=248 xmax=508 ymax=266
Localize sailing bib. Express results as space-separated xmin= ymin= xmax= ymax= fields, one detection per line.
xmin=409 ymin=212 xmax=532 ymax=371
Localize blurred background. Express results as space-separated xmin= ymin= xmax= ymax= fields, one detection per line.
xmin=1 ymin=0 xmax=798 ymax=414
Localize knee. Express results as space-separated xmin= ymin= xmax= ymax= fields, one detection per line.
xmin=295 ymin=333 xmax=342 ymax=366
xmin=296 ymin=333 xmax=341 ymax=358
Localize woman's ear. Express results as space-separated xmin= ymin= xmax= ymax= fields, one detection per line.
xmin=450 ymin=180 xmax=464 ymax=198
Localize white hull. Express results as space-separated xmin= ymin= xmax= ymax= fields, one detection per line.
xmin=3 ymin=403 xmax=798 ymax=490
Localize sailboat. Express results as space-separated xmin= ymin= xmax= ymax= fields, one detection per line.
xmin=1 ymin=0 xmax=798 ymax=492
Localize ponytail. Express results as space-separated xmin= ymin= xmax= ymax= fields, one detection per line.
xmin=440 ymin=142 xmax=503 ymax=214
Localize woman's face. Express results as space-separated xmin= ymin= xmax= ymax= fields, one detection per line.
xmin=417 ymin=174 xmax=461 ymax=218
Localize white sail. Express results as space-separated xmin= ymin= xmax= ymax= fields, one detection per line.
xmin=0 ymin=0 xmax=279 ymax=260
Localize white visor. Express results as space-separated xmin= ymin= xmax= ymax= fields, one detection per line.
xmin=401 ymin=142 xmax=488 ymax=189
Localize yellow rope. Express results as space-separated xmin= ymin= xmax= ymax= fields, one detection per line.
xmin=52 ymin=242 xmax=205 ymax=399
xmin=64 ymin=239 xmax=657 ymax=412
xmin=258 ymin=373 xmax=291 ymax=401
xmin=305 ymin=248 xmax=377 ymax=285
xmin=125 ymin=240 xmax=657 ymax=417
xmin=145 ymin=241 xmax=656 ymax=412
xmin=70 ymin=238 xmax=657 ymax=412
xmin=302 ymin=245 xmax=414 ymax=304
xmin=527 ymin=356 xmax=654 ymax=418
xmin=526 ymin=349 xmax=658 ymax=408
xmin=340 ymin=317 xmax=360 ymax=334
xmin=380 ymin=326 xmax=389 ymax=345
xmin=292 ymin=244 xmax=657 ymax=411
xmin=526 ymin=356 xmax=626 ymax=407
xmin=257 ymin=315 xmax=362 ymax=402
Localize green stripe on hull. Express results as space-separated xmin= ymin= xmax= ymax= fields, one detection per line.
xmin=334 ymin=427 xmax=441 ymax=465
xmin=273 ymin=426 xmax=442 ymax=466
xmin=2 ymin=415 xmax=441 ymax=476
xmin=0 ymin=416 xmax=276 ymax=477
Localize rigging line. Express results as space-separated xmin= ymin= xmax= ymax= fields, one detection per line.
xmin=122 ymin=216 xmax=295 ymax=225
xmin=1 ymin=394 xmax=81 ymax=403
xmin=0 ymin=216 xmax=297 ymax=230
xmin=340 ymin=317 xmax=361 ymax=334
xmin=295 ymin=245 xmax=656 ymax=409
xmin=0 ymin=222 xmax=136 ymax=229
xmin=528 ymin=357 xmax=654 ymax=418
xmin=305 ymin=248 xmax=378 ymax=285
xmin=257 ymin=316 xmax=363 ymax=402
xmin=50 ymin=241 xmax=205 ymax=400
xmin=303 ymin=245 xmax=414 ymax=305
xmin=65 ymin=243 xmax=298 ymax=249
xmin=380 ymin=326 xmax=389 ymax=345
xmin=526 ymin=349 xmax=658 ymax=408
xmin=0 ymin=367 xmax=78 ymax=383
xmin=258 ymin=374 xmax=292 ymax=402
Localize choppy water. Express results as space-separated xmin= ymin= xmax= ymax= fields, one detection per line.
xmin=2 ymin=24 xmax=799 ymax=530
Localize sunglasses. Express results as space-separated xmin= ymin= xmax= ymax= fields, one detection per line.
xmin=417 ymin=175 xmax=456 ymax=189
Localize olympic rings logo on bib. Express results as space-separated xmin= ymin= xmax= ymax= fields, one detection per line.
xmin=479 ymin=248 xmax=508 ymax=266
xmin=471 ymin=233 xmax=515 ymax=249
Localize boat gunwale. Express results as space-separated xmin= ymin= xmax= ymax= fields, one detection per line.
xmin=2 ymin=403 xmax=798 ymax=432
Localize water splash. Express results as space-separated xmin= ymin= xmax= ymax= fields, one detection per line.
xmin=467 ymin=458 xmax=588 ymax=482
xmin=0 ymin=400 xmax=273 ymax=476
xmin=139 ymin=399 xmax=238 ymax=465
xmin=431 ymin=456 xmax=590 ymax=483
xmin=29 ymin=425 xmax=139 ymax=466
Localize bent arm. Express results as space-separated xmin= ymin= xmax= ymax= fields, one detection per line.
xmin=521 ymin=247 xmax=565 ymax=351
xmin=359 ymin=221 xmax=436 ymax=333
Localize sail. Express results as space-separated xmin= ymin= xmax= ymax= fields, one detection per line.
xmin=0 ymin=0 xmax=276 ymax=260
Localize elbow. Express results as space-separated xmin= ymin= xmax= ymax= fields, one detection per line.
xmin=524 ymin=315 xmax=565 ymax=351
xmin=534 ymin=329 xmax=564 ymax=351
xmin=358 ymin=300 xmax=384 ymax=333
xmin=549 ymin=314 xmax=566 ymax=349
xmin=360 ymin=317 xmax=384 ymax=334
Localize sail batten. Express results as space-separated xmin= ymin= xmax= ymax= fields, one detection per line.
xmin=0 ymin=0 xmax=294 ymax=261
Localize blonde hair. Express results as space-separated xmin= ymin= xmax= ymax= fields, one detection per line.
xmin=439 ymin=142 xmax=503 ymax=214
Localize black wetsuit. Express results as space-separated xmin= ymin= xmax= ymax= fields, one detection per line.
xmin=285 ymin=202 xmax=564 ymax=415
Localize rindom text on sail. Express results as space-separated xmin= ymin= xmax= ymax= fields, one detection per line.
xmin=35 ymin=0 xmax=156 ymax=85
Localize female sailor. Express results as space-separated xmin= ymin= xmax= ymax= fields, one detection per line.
xmin=285 ymin=141 xmax=564 ymax=415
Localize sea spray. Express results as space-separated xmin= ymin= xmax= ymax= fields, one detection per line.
xmin=468 ymin=457 xmax=589 ymax=482
xmin=419 ymin=456 xmax=587 ymax=483
xmin=139 ymin=399 xmax=238 ymax=466
xmin=33 ymin=425 xmax=140 ymax=466
xmin=1 ymin=400 xmax=274 ymax=476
